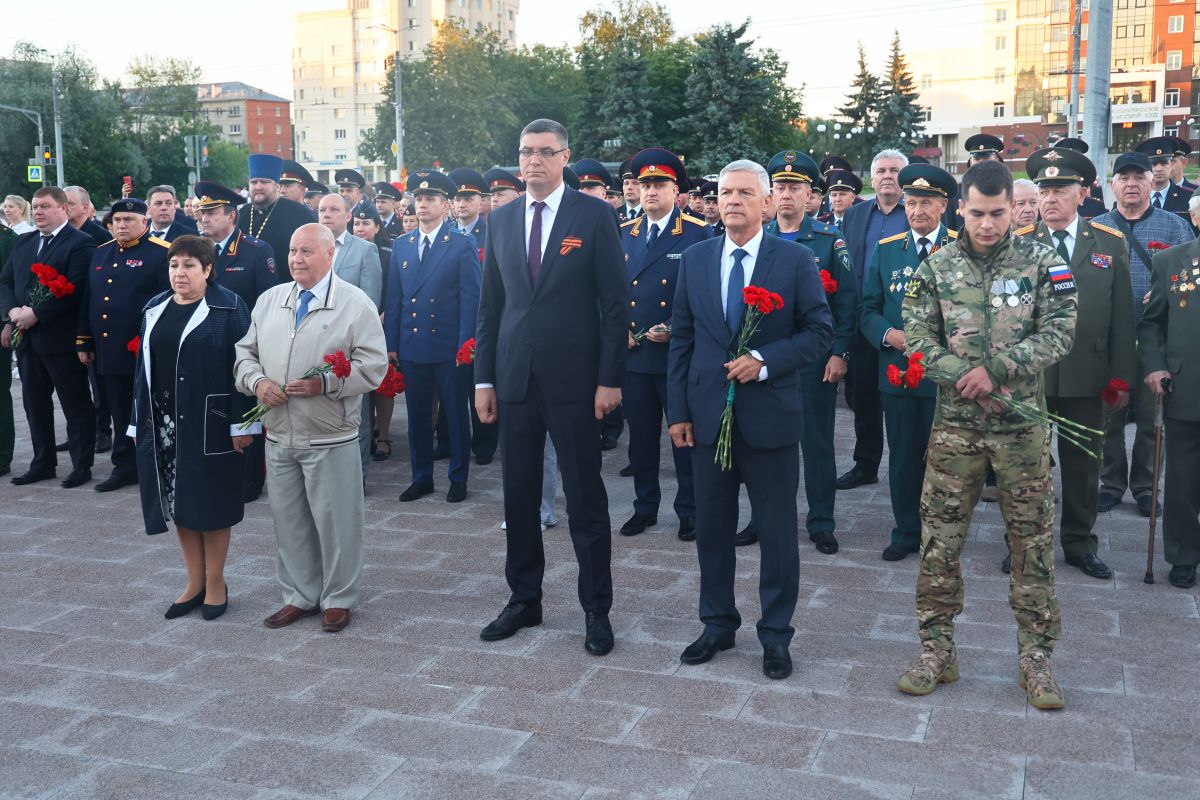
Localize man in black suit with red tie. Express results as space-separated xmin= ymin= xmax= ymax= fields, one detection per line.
xmin=0 ymin=187 xmax=97 ymax=487
xmin=667 ymin=160 xmax=833 ymax=680
xmin=474 ymin=118 xmax=628 ymax=655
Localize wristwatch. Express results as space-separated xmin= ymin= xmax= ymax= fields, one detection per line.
xmin=837 ymin=351 xmax=851 ymax=362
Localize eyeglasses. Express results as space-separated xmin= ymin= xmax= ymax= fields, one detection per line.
xmin=518 ymin=147 xmax=567 ymax=161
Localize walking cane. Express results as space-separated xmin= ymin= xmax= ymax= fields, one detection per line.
xmin=1144 ymin=378 xmax=1170 ymax=584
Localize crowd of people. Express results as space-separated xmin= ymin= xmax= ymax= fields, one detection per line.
xmin=2 ymin=117 xmax=1198 ymax=714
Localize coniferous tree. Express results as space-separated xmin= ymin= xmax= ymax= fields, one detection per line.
xmin=875 ymin=31 xmax=925 ymax=152
xmin=835 ymin=42 xmax=883 ymax=168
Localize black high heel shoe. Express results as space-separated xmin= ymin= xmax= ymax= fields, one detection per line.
xmin=165 ymin=589 xmax=205 ymax=619
xmin=201 ymin=584 xmax=228 ymax=621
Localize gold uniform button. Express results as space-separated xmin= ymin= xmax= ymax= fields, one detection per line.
xmin=630 ymin=301 xmax=636 ymax=307
xmin=103 ymin=296 xmax=110 ymax=302
xmin=661 ymin=279 xmax=668 ymax=285
xmin=102 ymin=332 xmax=108 ymax=338
xmin=411 ymin=298 xmax=416 ymax=303
xmin=659 ymin=301 xmax=667 ymax=308
xmin=106 ymin=279 xmax=113 ymax=284
xmin=411 ymin=312 xmax=417 ymax=318
xmin=412 ymin=327 xmax=418 ymax=333
xmin=101 ymin=314 xmax=108 ymax=320
xmin=632 ymin=280 xmax=638 ymax=286
xmin=630 ymin=321 xmax=637 ymax=328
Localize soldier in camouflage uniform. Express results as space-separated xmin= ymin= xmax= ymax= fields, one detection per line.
xmin=897 ymin=161 xmax=1078 ymax=711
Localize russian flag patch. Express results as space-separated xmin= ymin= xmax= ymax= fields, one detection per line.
xmin=1047 ymin=263 xmax=1076 ymax=295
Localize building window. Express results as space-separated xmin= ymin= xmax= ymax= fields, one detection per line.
xmin=1167 ymin=88 xmax=1181 ymax=106
xmin=995 ymin=36 xmax=1006 ymax=50
xmin=297 ymin=89 xmax=304 ymax=100
xmin=993 ymin=101 xmax=1005 ymax=118
xmin=1166 ymin=126 xmax=1180 ymax=137
xmin=275 ymin=124 xmax=282 ymax=134
xmin=1169 ymin=16 xmax=1185 ymax=34
xmin=275 ymin=107 xmax=281 ymax=117
xmin=334 ymin=108 xmax=347 ymax=119
xmin=920 ymin=74 xmax=933 ymax=90
xmin=359 ymin=128 xmax=369 ymax=138
xmin=407 ymin=0 xmax=415 ymax=5
xmin=230 ymin=106 xmax=241 ymax=117
xmin=257 ymin=124 xmax=264 ymax=134
xmin=995 ymin=67 xmax=1006 ymax=84
xmin=995 ymin=7 xmax=1007 ymax=21
xmin=334 ymin=129 xmax=347 ymax=140
xmin=409 ymin=18 xmax=417 ymax=27
xmin=476 ymin=0 xmax=483 ymax=8
xmin=922 ymin=107 xmax=932 ymax=122
xmin=1168 ymin=50 xmax=1183 ymax=70
xmin=408 ymin=41 xmax=416 ymax=51
xmin=336 ymin=153 xmax=348 ymax=161
xmin=229 ymin=123 xmax=242 ymax=134
xmin=333 ymin=87 xmax=346 ymax=98
xmin=276 ymin=144 xmax=282 ymax=153
xmin=1133 ymin=24 xmax=1145 ymax=37
xmin=302 ymin=151 xmax=310 ymax=161
xmin=300 ymin=130 xmax=306 ymax=141
xmin=332 ymin=44 xmax=344 ymax=56
xmin=258 ymin=144 xmax=264 ymax=152
xmin=1116 ymin=26 xmax=1127 ymax=38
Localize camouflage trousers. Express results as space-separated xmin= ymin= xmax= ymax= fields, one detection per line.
xmin=917 ymin=424 xmax=1062 ymax=656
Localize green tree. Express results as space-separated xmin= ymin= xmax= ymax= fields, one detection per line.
xmin=672 ymin=20 xmax=804 ymax=174
xmin=835 ymin=43 xmax=883 ymax=169
xmin=874 ymin=31 xmax=925 ymax=152
xmin=202 ymin=140 xmax=249 ymax=189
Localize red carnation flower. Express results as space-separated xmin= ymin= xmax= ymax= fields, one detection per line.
xmin=456 ymin=338 xmax=476 ymax=366
xmin=887 ymin=363 xmax=903 ymax=387
xmin=904 ymin=362 xmax=925 ymax=388
xmin=1147 ymin=241 xmax=1170 ymax=252
xmin=819 ymin=268 xmax=838 ymax=295
xmin=126 ymin=336 xmax=140 ymax=354
xmin=375 ymin=363 xmax=406 ymax=397
xmin=322 ymin=350 xmax=352 ymax=379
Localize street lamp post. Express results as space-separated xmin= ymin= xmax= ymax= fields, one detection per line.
xmin=370 ymin=23 xmax=407 ymax=183
xmin=0 ymin=103 xmax=46 ymax=186
xmin=50 ymin=57 xmax=65 ymax=187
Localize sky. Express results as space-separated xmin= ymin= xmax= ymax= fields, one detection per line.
xmin=1 ymin=0 xmax=982 ymax=117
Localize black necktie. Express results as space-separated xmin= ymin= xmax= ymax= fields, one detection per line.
xmin=1052 ymin=230 xmax=1070 ymax=262
xmin=421 ymin=236 xmax=431 ymax=262
xmin=214 ymin=243 xmax=222 ymax=260
xmin=646 ymin=223 xmax=659 ymax=249
xmin=1153 ymin=193 xmax=1162 ymax=209
xmin=38 ymin=234 xmax=52 ymax=254
xmin=918 ymin=237 xmax=930 ymax=262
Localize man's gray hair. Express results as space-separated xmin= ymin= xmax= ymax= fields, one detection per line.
xmin=718 ymin=160 xmax=771 ymax=195
xmin=520 ymin=118 xmax=568 ymax=148
xmin=1013 ymin=178 xmax=1037 ymax=192
xmin=63 ymin=185 xmax=90 ymax=203
xmin=1189 ymin=193 xmax=1200 ymax=213
xmin=147 ymin=184 xmax=177 ymax=201
xmin=870 ymin=149 xmax=909 ymax=172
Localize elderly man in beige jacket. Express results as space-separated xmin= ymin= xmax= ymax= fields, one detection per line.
xmin=235 ymin=223 xmax=387 ymax=632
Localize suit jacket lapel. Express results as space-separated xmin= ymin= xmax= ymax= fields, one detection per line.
xmin=533 ymin=188 xmax=582 ymax=295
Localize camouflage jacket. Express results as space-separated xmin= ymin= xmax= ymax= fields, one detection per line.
xmin=902 ymin=230 xmax=1078 ymax=432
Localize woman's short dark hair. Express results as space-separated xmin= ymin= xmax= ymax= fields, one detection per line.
xmin=961 ymin=160 xmax=1013 ymax=202
xmin=168 ymin=235 xmax=218 ymax=283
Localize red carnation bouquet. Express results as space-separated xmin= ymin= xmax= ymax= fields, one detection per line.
xmin=127 ymin=336 xmax=140 ymax=354
xmin=885 ymin=352 xmax=926 ymax=390
xmin=819 ymin=269 xmax=838 ymax=295
xmin=11 ymin=262 xmax=75 ymax=350
xmin=1100 ymin=377 xmax=1130 ymax=431
xmin=455 ymin=338 xmax=475 ymax=366
xmin=375 ymin=362 xmax=406 ymax=397
xmin=1146 ymin=241 xmax=1171 ymax=252
xmin=714 ymin=285 xmax=785 ymax=470
xmin=239 ymin=350 xmax=352 ymax=429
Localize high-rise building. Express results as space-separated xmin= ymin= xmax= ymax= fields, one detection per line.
xmin=292 ymin=0 xmax=520 ymax=186
xmin=197 ymin=82 xmax=293 ymax=159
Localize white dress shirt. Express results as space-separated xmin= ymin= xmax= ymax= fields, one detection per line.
xmin=720 ymin=229 xmax=768 ymax=381
xmin=1046 ymin=215 xmax=1079 ymax=260
xmin=331 ymin=229 xmax=348 ymax=268
xmin=214 ymin=229 xmax=236 ymax=258
xmin=525 ymin=180 xmax=566 ymax=259
xmin=302 ymin=266 xmax=334 ymax=307
xmin=1152 ymin=187 xmax=1169 ymax=209
xmin=36 ymin=220 xmax=70 ymax=254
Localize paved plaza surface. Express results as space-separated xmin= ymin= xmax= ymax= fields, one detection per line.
xmin=2 ymin=379 xmax=1199 ymax=800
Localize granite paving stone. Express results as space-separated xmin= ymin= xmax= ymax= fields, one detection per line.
xmin=195 ymin=736 xmax=402 ymax=799
xmin=343 ymin=712 xmax=530 ymax=768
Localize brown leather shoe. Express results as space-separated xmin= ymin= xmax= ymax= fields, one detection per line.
xmin=263 ymin=605 xmax=318 ymax=629
xmin=322 ymin=608 xmax=351 ymax=632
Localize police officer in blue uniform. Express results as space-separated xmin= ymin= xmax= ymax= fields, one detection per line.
xmin=483 ymin=168 xmax=525 ymax=210
xmin=76 ymin=198 xmax=171 ymax=492
xmin=384 ymin=169 xmax=481 ymax=504
xmin=447 ymin=168 xmax=488 ymax=252
xmin=373 ymin=182 xmax=406 ymax=240
xmin=618 ymin=148 xmax=712 ymax=541
xmin=279 ymin=160 xmax=318 ymax=215
xmin=335 ymin=168 xmax=367 ymax=211
xmin=738 ymin=150 xmax=855 ymax=555
xmin=860 ymin=163 xmax=957 ymax=561
xmin=1137 ymin=136 xmax=1193 ymax=217
xmin=699 ymin=180 xmax=724 ymax=235
xmin=617 ymin=158 xmax=642 ymax=224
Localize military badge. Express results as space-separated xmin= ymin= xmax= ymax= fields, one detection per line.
xmin=1090 ymin=253 xmax=1112 ymax=269
xmin=1045 ymin=166 xmax=1059 ymax=178
xmin=1047 ymin=263 xmax=1076 ymax=295
xmin=904 ymin=277 xmax=923 ymax=299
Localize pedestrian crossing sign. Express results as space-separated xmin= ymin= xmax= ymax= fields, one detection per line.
xmin=27 ymin=165 xmax=43 ymax=183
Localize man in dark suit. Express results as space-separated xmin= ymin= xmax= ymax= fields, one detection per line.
xmin=146 ymin=185 xmax=196 ymax=242
xmin=0 ymin=187 xmax=97 ymax=487
xmin=64 ymin=186 xmax=110 ymax=245
xmin=667 ymin=160 xmax=833 ymax=680
xmin=838 ymin=149 xmax=909 ymax=490
xmin=474 ymin=118 xmax=627 ymax=656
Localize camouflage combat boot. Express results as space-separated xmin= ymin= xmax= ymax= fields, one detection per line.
xmin=896 ymin=648 xmax=959 ymax=696
xmin=1017 ymin=650 xmax=1066 ymax=710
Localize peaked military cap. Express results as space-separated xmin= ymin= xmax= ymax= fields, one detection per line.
xmin=280 ymin=160 xmax=316 ymax=187
xmin=907 ymin=154 xmax=930 ymax=164
xmin=1054 ymin=137 xmax=1089 ymax=154
xmin=562 ymin=165 xmax=580 ymax=190
xmin=700 ymin=180 xmax=719 ymax=200
xmin=110 ymin=197 xmax=148 ymax=215
xmin=447 ymin=167 xmax=486 ymax=196
xmin=898 ymin=163 xmax=956 ymax=198
xmin=193 ymin=181 xmax=245 ymax=211
xmin=618 ymin=158 xmax=634 ymax=180
xmin=687 ymin=177 xmax=704 ymax=196
xmin=630 ymin=148 xmax=688 ymax=186
xmin=483 ymin=167 xmax=524 ymax=193
xmin=1027 ymin=146 xmax=1095 ymax=187
xmin=1136 ymin=137 xmax=1177 ymax=163
xmin=811 ymin=176 xmax=827 ymax=195
xmin=819 ymin=155 xmax=852 ymax=175
xmin=407 ymin=169 xmax=456 ymax=197
xmin=373 ymin=181 xmax=403 ymax=201
xmin=965 ymin=133 xmax=1004 ymax=157
xmin=247 ymin=154 xmax=283 ymax=181
xmin=353 ymin=201 xmax=382 ymax=223
xmin=1169 ymin=136 xmax=1192 ymax=157
xmin=573 ymin=158 xmax=614 ymax=188
xmin=824 ymin=169 xmax=862 ymax=194
xmin=767 ymin=150 xmax=818 ymax=184
xmin=304 ymin=182 xmax=329 ymax=199
xmin=334 ymin=168 xmax=366 ymax=189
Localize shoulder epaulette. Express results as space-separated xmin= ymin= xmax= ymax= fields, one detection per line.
xmin=878 ymin=231 xmax=907 ymax=245
xmin=946 ymin=229 xmax=958 ymax=238
xmin=810 ymin=219 xmax=837 ymax=235
xmin=620 ymin=218 xmax=640 ymax=228
xmin=681 ymin=213 xmax=707 ymax=226
xmin=148 ymin=236 xmax=170 ymax=248
xmin=99 ymin=237 xmax=117 ymax=246
xmin=1013 ymin=224 xmax=1036 ymax=236
xmin=1089 ymin=221 xmax=1124 ymax=240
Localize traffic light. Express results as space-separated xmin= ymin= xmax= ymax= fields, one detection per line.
xmin=200 ymin=135 xmax=209 ymax=167
xmin=184 ymin=136 xmax=195 ymax=167
xmin=42 ymin=146 xmax=52 ymax=162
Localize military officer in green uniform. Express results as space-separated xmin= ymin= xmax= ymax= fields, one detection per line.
xmin=861 ymin=164 xmax=957 ymax=562
xmin=1016 ymin=146 xmax=1136 ymax=580
xmin=1139 ymin=237 xmax=1200 ymax=588
xmin=897 ymin=161 xmax=1078 ymax=710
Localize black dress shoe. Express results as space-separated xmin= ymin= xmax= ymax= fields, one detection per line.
xmin=1168 ymin=565 xmax=1197 ymax=589
xmin=836 ymin=467 xmax=878 ymax=490
xmin=201 ymin=584 xmax=229 ymax=620
xmin=11 ymin=469 xmax=55 ymax=486
xmin=585 ymin=612 xmax=614 ymax=655
xmin=95 ymin=472 xmax=138 ymax=493
xmin=620 ymin=512 xmax=657 ymax=536
xmin=810 ymin=530 xmax=839 ymax=555
xmin=399 ymin=481 xmax=435 ymax=502
xmin=762 ymin=643 xmax=793 ymax=680
xmin=680 ymin=631 xmax=735 ymax=665
xmin=480 ymin=602 xmax=543 ymax=641
xmin=1066 ymin=552 xmax=1113 ymax=580
xmin=60 ymin=468 xmax=91 ymax=489
xmin=734 ymin=523 xmax=758 ymax=547
xmin=475 ymin=453 xmax=493 ymax=465
xmin=1136 ymin=494 xmax=1162 ymax=518
xmin=882 ymin=541 xmax=919 ymax=561
xmin=600 ymin=434 xmax=619 ymax=451
xmin=165 ymin=589 xmax=205 ymax=619
xmin=55 ymin=442 xmax=70 ymax=453
xmin=619 ymin=464 xmax=635 ymax=477
xmin=446 ymin=482 xmax=467 ymax=503
xmin=677 ymin=517 xmax=696 ymax=542
xmin=95 ymin=432 xmax=112 ymax=454
xmin=1097 ymin=492 xmax=1121 ymax=513
xmin=1001 ymin=553 xmax=1012 ymax=574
